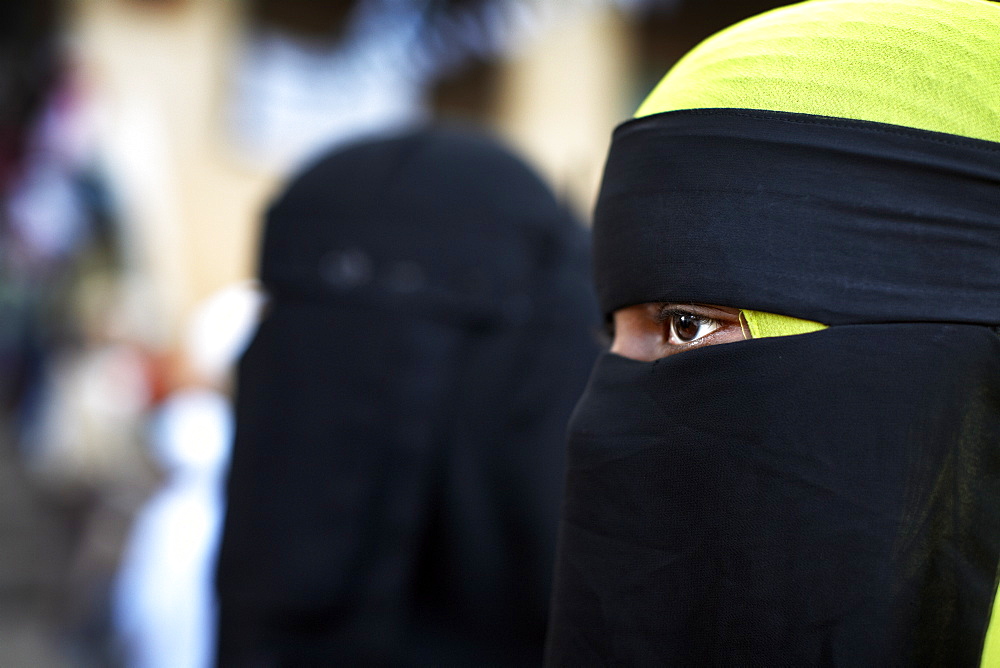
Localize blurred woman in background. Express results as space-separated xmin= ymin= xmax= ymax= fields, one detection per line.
xmin=215 ymin=126 xmax=600 ymax=666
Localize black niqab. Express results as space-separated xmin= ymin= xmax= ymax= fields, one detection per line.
xmin=215 ymin=127 xmax=600 ymax=666
xmin=545 ymin=110 xmax=1000 ymax=665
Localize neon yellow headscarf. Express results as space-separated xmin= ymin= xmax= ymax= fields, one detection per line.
xmin=634 ymin=0 xmax=1000 ymax=341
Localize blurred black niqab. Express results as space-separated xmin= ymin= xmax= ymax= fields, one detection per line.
xmin=216 ymin=127 xmax=600 ymax=666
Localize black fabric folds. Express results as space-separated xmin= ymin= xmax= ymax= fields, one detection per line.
xmin=215 ymin=127 xmax=601 ymax=666
xmin=546 ymin=325 xmax=1000 ymax=666
xmin=593 ymin=109 xmax=1000 ymax=325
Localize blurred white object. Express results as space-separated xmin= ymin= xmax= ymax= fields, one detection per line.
xmin=112 ymin=283 xmax=263 ymax=668
xmin=114 ymin=389 xmax=232 ymax=668
xmin=185 ymin=280 xmax=266 ymax=388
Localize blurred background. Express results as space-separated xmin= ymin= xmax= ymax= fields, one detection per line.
xmin=0 ymin=0 xmax=794 ymax=665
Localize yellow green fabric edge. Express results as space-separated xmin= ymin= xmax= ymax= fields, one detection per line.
xmin=634 ymin=0 xmax=1000 ymax=143
xmin=983 ymin=589 xmax=1000 ymax=667
xmin=741 ymin=310 xmax=826 ymax=339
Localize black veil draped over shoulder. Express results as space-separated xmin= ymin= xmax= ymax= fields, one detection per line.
xmin=544 ymin=110 xmax=1000 ymax=666
xmin=215 ymin=128 xmax=600 ymax=666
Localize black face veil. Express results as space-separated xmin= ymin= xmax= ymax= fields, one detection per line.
xmin=544 ymin=109 xmax=1000 ymax=666
xmin=215 ymin=127 xmax=600 ymax=666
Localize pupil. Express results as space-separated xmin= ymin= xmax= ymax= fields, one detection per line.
xmin=674 ymin=314 xmax=701 ymax=342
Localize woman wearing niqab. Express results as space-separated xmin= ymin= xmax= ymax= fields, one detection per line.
xmin=545 ymin=0 xmax=1000 ymax=665
xmin=215 ymin=127 xmax=600 ymax=666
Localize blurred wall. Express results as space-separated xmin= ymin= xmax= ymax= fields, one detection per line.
xmin=69 ymin=0 xmax=280 ymax=348
xmin=495 ymin=6 xmax=635 ymax=220
xmin=67 ymin=0 xmax=633 ymax=347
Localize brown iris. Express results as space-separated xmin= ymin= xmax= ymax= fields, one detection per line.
xmin=670 ymin=313 xmax=705 ymax=342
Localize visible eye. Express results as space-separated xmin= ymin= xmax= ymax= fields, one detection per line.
xmin=661 ymin=308 xmax=722 ymax=345
xmin=610 ymin=302 xmax=745 ymax=362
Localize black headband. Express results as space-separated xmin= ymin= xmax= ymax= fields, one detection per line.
xmin=593 ymin=109 xmax=1000 ymax=325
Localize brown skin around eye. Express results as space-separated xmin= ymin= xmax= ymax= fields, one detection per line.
xmin=610 ymin=303 xmax=748 ymax=362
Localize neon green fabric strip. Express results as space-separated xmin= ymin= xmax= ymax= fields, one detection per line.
xmin=984 ymin=593 xmax=1000 ymax=668
xmin=635 ymin=0 xmax=1000 ymax=143
xmin=742 ymin=310 xmax=826 ymax=339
